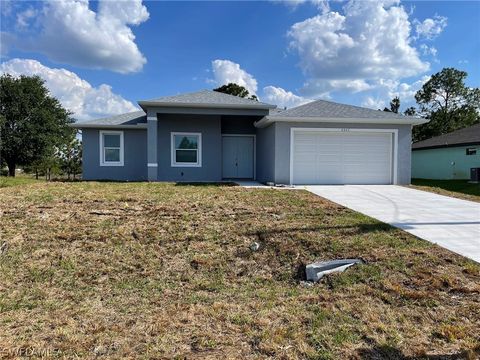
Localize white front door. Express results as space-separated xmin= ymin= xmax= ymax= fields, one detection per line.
xmin=292 ymin=130 xmax=393 ymax=185
xmin=222 ymin=135 xmax=254 ymax=179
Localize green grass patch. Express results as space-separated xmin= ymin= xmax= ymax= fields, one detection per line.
xmin=411 ymin=179 xmax=480 ymax=201
xmin=0 ymin=175 xmax=40 ymax=188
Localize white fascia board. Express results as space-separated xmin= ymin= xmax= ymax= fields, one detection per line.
xmin=254 ymin=116 xmax=429 ymax=128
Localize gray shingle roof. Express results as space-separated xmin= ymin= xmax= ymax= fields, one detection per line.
xmin=72 ymin=111 xmax=146 ymax=128
xmin=269 ymin=108 xmax=286 ymax=115
xmin=139 ymin=89 xmax=275 ymax=109
xmin=269 ymin=99 xmax=409 ymax=120
xmin=412 ymin=123 xmax=480 ymax=150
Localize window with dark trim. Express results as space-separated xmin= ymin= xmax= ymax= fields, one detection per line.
xmin=466 ymin=148 xmax=477 ymax=156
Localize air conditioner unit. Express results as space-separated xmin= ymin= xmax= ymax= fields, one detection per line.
xmin=470 ymin=168 xmax=480 ymax=182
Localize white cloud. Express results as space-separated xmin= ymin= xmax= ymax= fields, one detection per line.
xmin=361 ymin=96 xmax=386 ymax=110
xmin=263 ymin=86 xmax=312 ymax=108
xmin=8 ymin=0 xmax=149 ymax=73
xmin=414 ymin=15 xmax=447 ymax=40
xmin=16 ymin=7 xmax=37 ymax=29
xmin=389 ymin=75 xmax=430 ymax=101
xmin=313 ymin=0 xmax=331 ymax=14
xmin=282 ymin=0 xmax=307 ymax=9
xmin=359 ymin=75 xmax=430 ymax=111
xmin=303 ymin=78 xmax=372 ymax=95
xmin=419 ymin=44 xmax=437 ymax=57
xmin=288 ymin=0 xmax=429 ymax=97
xmin=279 ymin=0 xmax=330 ymax=13
xmin=210 ymin=59 xmax=258 ymax=95
xmin=0 ymin=59 xmax=138 ymax=120
xmin=209 ymin=59 xmax=310 ymax=108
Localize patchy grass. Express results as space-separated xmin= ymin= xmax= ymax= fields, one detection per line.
xmin=0 ymin=182 xmax=479 ymax=359
xmin=411 ymin=179 xmax=480 ymax=202
xmin=0 ymin=175 xmax=40 ymax=188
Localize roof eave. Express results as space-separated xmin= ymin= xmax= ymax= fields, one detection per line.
xmin=412 ymin=141 xmax=480 ymax=151
xmin=69 ymin=123 xmax=148 ymax=129
xmin=138 ymin=100 xmax=276 ymax=110
xmin=254 ymin=116 xmax=428 ymax=128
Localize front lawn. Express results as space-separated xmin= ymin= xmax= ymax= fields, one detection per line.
xmin=411 ymin=179 xmax=480 ymax=202
xmin=0 ymin=182 xmax=479 ymax=358
xmin=0 ymin=174 xmax=40 ymax=188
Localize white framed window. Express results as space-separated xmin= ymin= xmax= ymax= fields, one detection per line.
xmin=171 ymin=132 xmax=202 ymax=167
xmin=99 ymin=130 xmax=124 ymax=166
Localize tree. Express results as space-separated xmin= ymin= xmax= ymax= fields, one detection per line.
xmin=38 ymin=149 xmax=61 ymax=181
xmin=213 ymin=83 xmax=258 ymax=101
xmin=24 ymin=134 xmax=81 ymax=180
xmin=59 ymin=136 xmax=82 ymax=180
xmin=0 ymin=74 xmax=74 ymax=176
xmin=383 ymin=96 xmax=400 ymax=113
xmin=404 ymin=107 xmax=416 ymax=116
xmin=390 ymin=96 xmax=400 ymax=114
xmin=413 ymin=68 xmax=480 ymax=142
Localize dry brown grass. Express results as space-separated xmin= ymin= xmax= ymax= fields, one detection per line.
xmin=0 ymin=181 xmax=479 ymax=359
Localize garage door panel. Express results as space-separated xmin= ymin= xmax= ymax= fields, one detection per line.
xmin=294 ymin=165 xmax=317 ymax=183
xmin=295 ymin=146 xmax=316 ymax=155
xmin=294 ymin=153 xmax=316 ymax=163
xmin=317 ymin=168 xmax=343 ymax=184
xmin=343 ymin=153 xmax=390 ymax=162
xmin=292 ymin=130 xmax=393 ymax=185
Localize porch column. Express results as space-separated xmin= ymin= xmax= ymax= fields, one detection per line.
xmin=147 ymin=112 xmax=158 ymax=181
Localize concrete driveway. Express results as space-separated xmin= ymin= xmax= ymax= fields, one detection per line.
xmin=304 ymin=185 xmax=480 ymax=263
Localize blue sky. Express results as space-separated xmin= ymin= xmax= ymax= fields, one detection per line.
xmin=1 ymin=0 xmax=479 ymax=120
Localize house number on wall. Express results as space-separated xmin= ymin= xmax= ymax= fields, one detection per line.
xmin=341 ymin=128 xmax=351 ymax=132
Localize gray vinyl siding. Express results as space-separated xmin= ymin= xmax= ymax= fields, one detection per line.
xmin=82 ymin=128 xmax=147 ymax=181
xmin=256 ymin=123 xmax=276 ymax=183
xmin=273 ymin=122 xmax=412 ymax=185
xmin=156 ymin=114 xmax=222 ymax=181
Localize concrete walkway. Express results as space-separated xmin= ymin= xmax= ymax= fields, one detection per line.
xmin=303 ymin=185 xmax=480 ymax=263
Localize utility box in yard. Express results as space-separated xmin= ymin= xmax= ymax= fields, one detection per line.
xmin=470 ymin=168 xmax=480 ymax=183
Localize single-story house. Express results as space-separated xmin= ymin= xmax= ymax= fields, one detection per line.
xmin=412 ymin=123 xmax=480 ymax=180
xmin=72 ymin=90 xmax=426 ymax=185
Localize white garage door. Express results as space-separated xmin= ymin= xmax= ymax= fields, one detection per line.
xmin=292 ymin=130 xmax=393 ymax=185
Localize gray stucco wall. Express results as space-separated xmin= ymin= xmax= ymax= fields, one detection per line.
xmin=82 ymin=128 xmax=147 ymax=181
xmin=256 ymin=124 xmax=276 ymax=183
xmin=81 ymin=117 xmax=412 ymax=184
xmin=272 ymin=122 xmax=412 ymax=185
xmin=156 ymin=114 xmax=222 ymax=181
